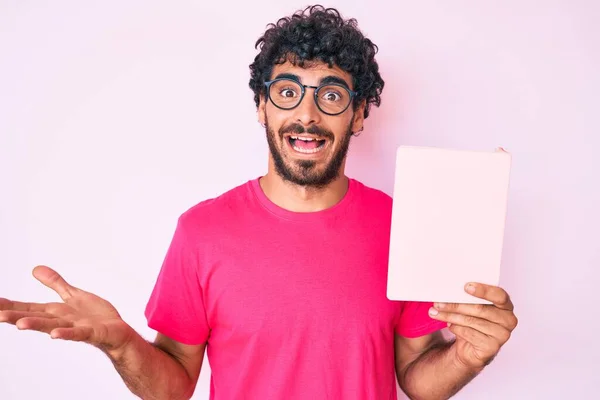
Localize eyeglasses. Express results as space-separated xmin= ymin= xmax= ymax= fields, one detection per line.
xmin=264 ymin=77 xmax=357 ymax=116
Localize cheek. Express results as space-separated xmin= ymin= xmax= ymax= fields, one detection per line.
xmin=265 ymin=108 xmax=286 ymax=131
xmin=331 ymin=117 xmax=354 ymax=139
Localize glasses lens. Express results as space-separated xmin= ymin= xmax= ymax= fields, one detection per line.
xmin=316 ymin=84 xmax=351 ymax=115
xmin=269 ymin=79 xmax=303 ymax=109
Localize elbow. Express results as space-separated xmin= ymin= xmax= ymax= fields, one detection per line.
xmin=397 ymin=371 xmax=439 ymax=400
xmin=176 ymin=380 xmax=197 ymax=400
xmin=398 ymin=386 xmax=441 ymax=400
xmin=158 ymin=377 xmax=196 ymax=400
xmin=164 ymin=388 xmax=194 ymax=400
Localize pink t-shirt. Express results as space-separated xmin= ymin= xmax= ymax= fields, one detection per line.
xmin=145 ymin=177 xmax=445 ymax=399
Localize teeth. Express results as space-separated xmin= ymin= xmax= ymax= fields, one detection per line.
xmin=288 ymin=136 xmax=326 ymax=154
xmin=292 ymin=145 xmax=323 ymax=154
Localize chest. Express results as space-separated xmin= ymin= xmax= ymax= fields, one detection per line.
xmin=200 ymin=224 xmax=398 ymax=345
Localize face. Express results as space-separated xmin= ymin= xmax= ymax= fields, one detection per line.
xmin=258 ymin=60 xmax=364 ymax=188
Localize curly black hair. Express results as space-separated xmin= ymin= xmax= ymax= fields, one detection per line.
xmin=249 ymin=5 xmax=384 ymax=119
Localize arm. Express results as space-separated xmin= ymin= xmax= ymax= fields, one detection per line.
xmin=395 ymin=283 xmax=518 ymax=400
xmin=109 ymin=216 xmax=210 ymax=398
xmin=395 ymin=331 xmax=480 ymax=400
xmin=0 ymin=266 xmax=206 ymax=400
xmin=105 ymin=332 xmax=206 ymax=400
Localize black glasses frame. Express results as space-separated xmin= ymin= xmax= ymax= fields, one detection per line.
xmin=264 ymin=77 xmax=358 ymax=116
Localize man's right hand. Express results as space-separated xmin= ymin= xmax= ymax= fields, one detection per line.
xmin=0 ymin=265 xmax=134 ymax=354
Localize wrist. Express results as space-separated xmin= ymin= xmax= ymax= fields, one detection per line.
xmin=101 ymin=322 xmax=138 ymax=361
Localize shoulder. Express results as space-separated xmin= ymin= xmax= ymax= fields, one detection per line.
xmin=176 ymin=179 xmax=255 ymax=233
xmin=350 ymin=178 xmax=393 ymax=211
xmin=346 ymin=178 xmax=394 ymax=233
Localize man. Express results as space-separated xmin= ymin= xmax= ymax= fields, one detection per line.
xmin=0 ymin=5 xmax=517 ymax=400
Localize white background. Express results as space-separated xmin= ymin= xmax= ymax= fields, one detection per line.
xmin=1 ymin=1 xmax=598 ymax=399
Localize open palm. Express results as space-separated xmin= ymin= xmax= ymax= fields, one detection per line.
xmin=0 ymin=265 xmax=133 ymax=351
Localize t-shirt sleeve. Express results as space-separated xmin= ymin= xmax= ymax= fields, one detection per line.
xmin=144 ymin=217 xmax=210 ymax=345
xmin=395 ymin=301 xmax=446 ymax=338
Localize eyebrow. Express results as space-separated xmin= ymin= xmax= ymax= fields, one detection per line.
xmin=273 ymin=73 xmax=352 ymax=89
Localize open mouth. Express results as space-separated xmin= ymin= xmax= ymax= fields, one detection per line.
xmin=286 ymin=135 xmax=328 ymax=154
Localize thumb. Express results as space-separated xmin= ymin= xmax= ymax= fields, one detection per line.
xmin=32 ymin=265 xmax=77 ymax=301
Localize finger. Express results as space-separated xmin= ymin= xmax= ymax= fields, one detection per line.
xmin=0 ymin=298 xmax=54 ymax=313
xmin=51 ymin=326 xmax=94 ymax=342
xmin=32 ymin=265 xmax=77 ymax=301
xmin=0 ymin=311 xmax=58 ymax=325
xmin=449 ymin=324 xmax=499 ymax=354
xmin=429 ymin=308 xmax=511 ymax=343
xmin=16 ymin=317 xmax=72 ymax=334
xmin=465 ymin=283 xmax=514 ymax=311
xmin=433 ymin=302 xmax=517 ymax=330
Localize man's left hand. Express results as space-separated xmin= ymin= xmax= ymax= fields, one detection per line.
xmin=428 ymin=283 xmax=518 ymax=370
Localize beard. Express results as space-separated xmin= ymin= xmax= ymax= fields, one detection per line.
xmin=265 ymin=116 xmax=354 ymax=189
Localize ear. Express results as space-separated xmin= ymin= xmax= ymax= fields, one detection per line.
xmin=351 ymin=100 xmax=366 ymax=134
xmin=258 ymin=94 xmax=267 ymax=126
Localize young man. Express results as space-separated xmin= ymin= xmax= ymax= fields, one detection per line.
xmin=0 ymin=5 xmax=517 ymax=400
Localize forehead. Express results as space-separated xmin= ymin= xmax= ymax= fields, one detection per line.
xmin=270 ymin=60 xmax=353 ymax=89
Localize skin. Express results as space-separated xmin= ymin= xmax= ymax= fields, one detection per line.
xmin=0 ymin=60 xmax=517 ymax=400
xmin=395 ymin=283 xmax=518 ymax=399
xmin=257 ymin=60 xmax=365 ymax=212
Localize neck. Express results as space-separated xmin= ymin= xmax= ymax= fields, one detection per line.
xmin=259 ymin=168 xmax=349 ymax=213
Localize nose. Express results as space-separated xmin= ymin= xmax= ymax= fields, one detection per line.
xmin=292 ymin=88 xmax=321 ymax=127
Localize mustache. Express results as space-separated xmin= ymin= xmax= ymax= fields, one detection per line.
xmin=279 ymin=123 xmax=334 ymax=140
